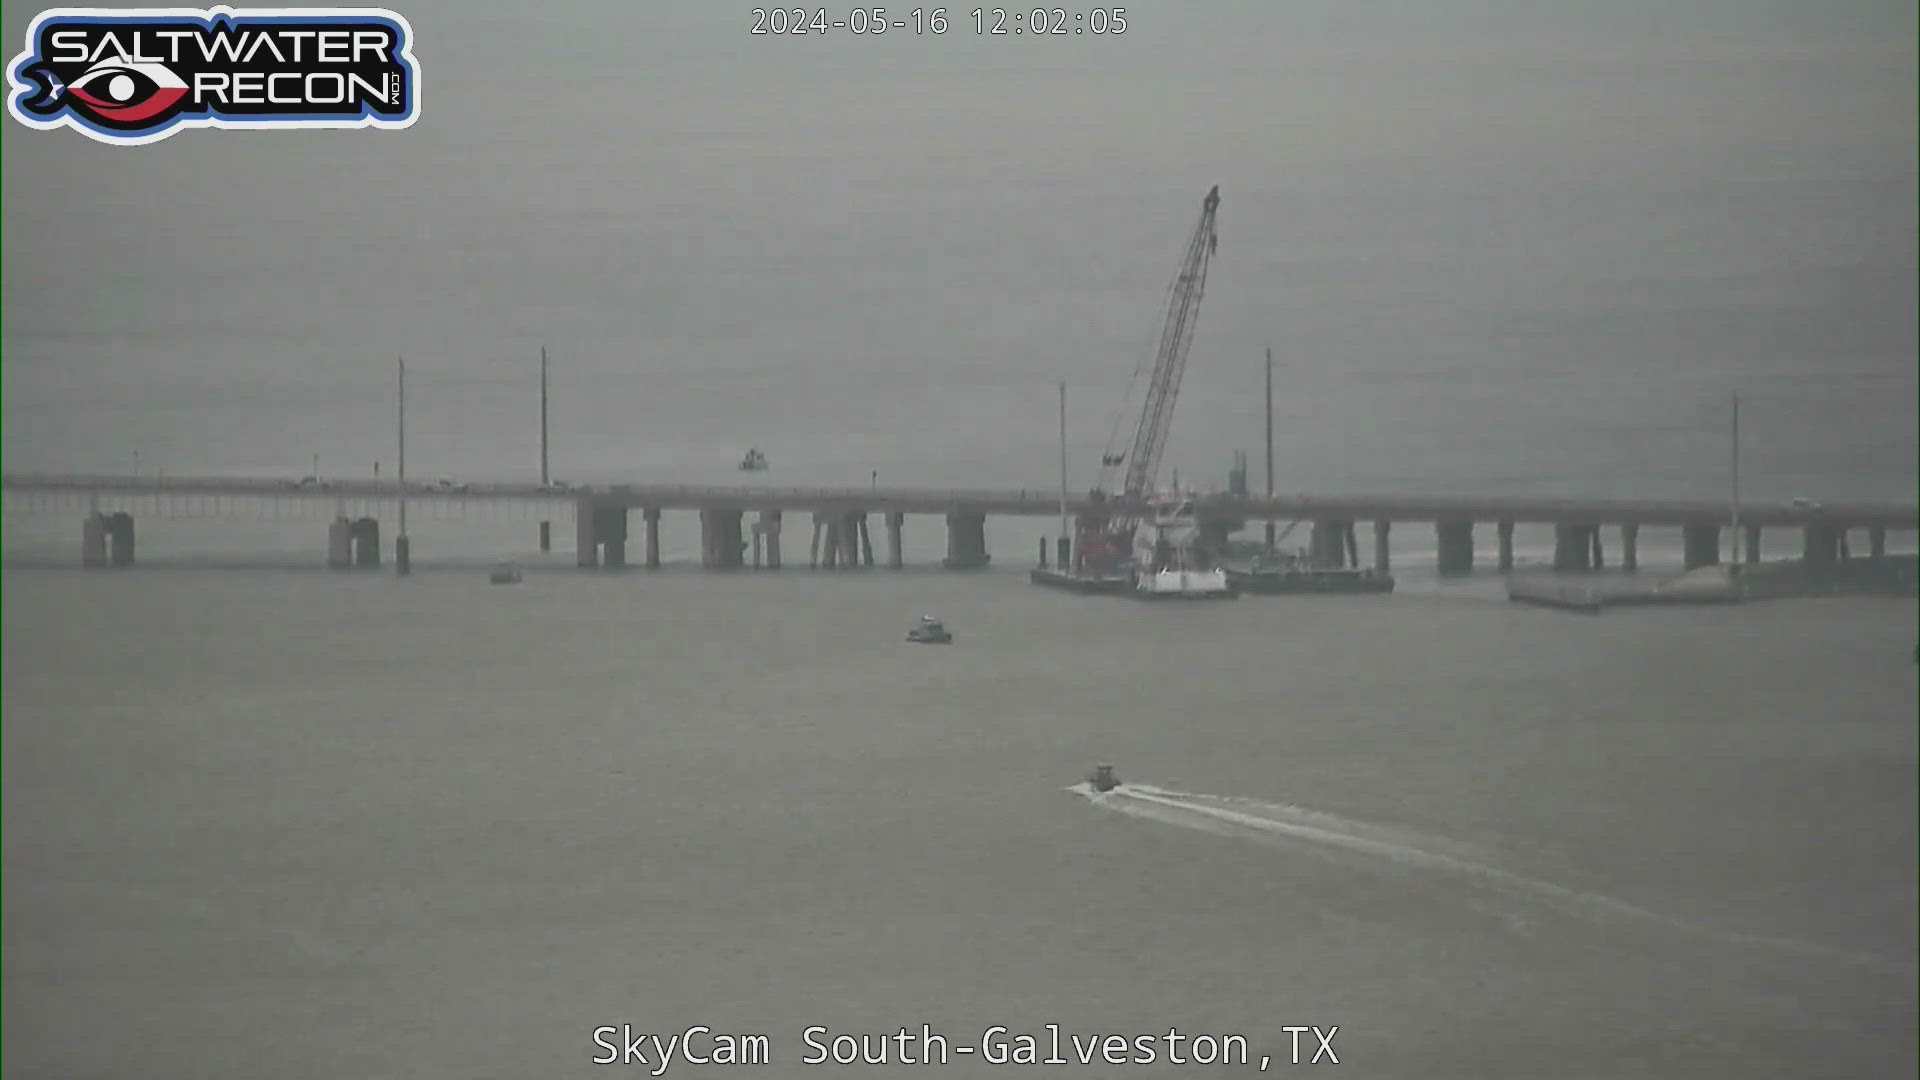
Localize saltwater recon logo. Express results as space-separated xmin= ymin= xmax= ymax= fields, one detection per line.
xmin=6 ymin=6 xmax=418 ymax=145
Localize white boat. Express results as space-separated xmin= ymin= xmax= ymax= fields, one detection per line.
xmin=1130 ymin=494 xmax=1235 ymax=599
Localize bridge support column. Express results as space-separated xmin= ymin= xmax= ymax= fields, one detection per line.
xmin=599 ymin=504 xmax=629 ymax=568
xmin=852 ymin=513 xmax=873 ymax=568
xmin=81 ymin=513 xmax=108 ymax=568
xmin=644 ymin=508 xmax=661 ymax=568
xmin=329 ymin=516 xmax=354 ymax=569
xmin=575 ymin=498 xmax=598 ymax=567
xmin=102 ymin=512 xmax=134 ymax=567
xmin=1372 ymin=520 xmax=1390 ymax=574
xmin=887 ymin=512 xmax=904 ymax=569
xmin=1590 ymin=525 xmax=1605 ymax=569
xmin=700 ymin=508 xmax=744 ymax=569
xmin=1553 ymin=525 xmax=1595 ymax=571
xmin=758 ymin=510 xmax=781 ymax=569
xmin=351 ymin=517 xmax=380 ymax=568
xmin=576 ymin=498 xmax=629 ymax=568
xmin=1496 ymin=520 xmax=1515 ymax=571
xmin=943 ymin=513 xmax=989 ymax=570
xmin=1309 ymin=519 xmax=1353 ymax=569
xmin=1743 ymin=524 xmax=1761 ymax=564
xmin=829 ymin=513 xmax=854 ymax=568
xmin=539 ymin=520 xmax=551 ymax=553
xmin=1621 ymin=524 xmax=1639 ymax=572
xmin=394 ymin=534 xmax=410 ymax=575
xmin=811 ymin=514 xmax=834 ymax=569
xmin=1869 ymin=525 xmax=1886 ymax=559
xmin=1682 ymin=523 xmax=1720 ymax=570
xmin=1435 ymin=520 xmax=1473 ymax=576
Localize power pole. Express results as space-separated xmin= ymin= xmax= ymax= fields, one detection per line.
xmin=396 ymin=356 xmax=411 ymax=575
xmin=538 ymin=346 xmax=551 ymax=552
xmin=1729 ymin=391 xmax=1740 ymax=564
xmin=540 ymin=345 xmax=550 ymax=485
xmin=1263 ymin=347 xmax=1275 ymax=551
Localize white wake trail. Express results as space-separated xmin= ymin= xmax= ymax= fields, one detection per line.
xmin=1071 ymin=781 xmax=1913 ymax=976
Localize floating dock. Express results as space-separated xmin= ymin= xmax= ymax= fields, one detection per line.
xmin=1507 ymin=580 xmax=1604 ymax=613
xmin=1029 ymin=567 xmax=1131 ymax=595
xmin=1225 ymin=566 xmax=1395 ymax=595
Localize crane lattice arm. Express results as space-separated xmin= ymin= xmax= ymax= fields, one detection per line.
xmin=1116 ymin=184 xmax=1219 ymax=500
xmin=1075 ymin=185 xmax=1219 ymax=574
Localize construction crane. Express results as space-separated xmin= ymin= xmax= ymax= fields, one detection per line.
xmin=1076 ymin=185 xmax=1221 ymax=573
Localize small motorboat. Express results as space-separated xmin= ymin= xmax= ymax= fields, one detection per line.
xmin=488 ymin=562 xmax=523 ymax=585
xmin=906 ymin=615 xmax=952 ymax=644
xmin=738 ymin=448 xmax=768 ymax=471
xmin=1087 ymin=763 xmax=1121 ymax=792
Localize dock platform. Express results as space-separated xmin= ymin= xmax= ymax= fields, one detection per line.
xmin=1029 ymin=567 xmax=1131 ymax=595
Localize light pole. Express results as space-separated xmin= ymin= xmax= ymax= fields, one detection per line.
xmin=538 ymin=346 xmax=551 ymax=552
xmin=396 ymin=356 xmax=410 ymax=575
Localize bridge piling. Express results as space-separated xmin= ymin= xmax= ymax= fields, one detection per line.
xmin=700 ymin=509 xmax=744 ymax=569
xmin=1553 ymin=524 xmax=1593 ymax=571
xmin=1870 ymin=525 xmax=1886 ymax=559
xmin=886 ymin=512 xmax=903 ymax=569
xmin=574 ymin=500 xmax=597 ymax=568
xmin=644 ymin=508 xmax=661 ymax=569
xmin=1682 ymin=523 xmax=1720 ymax=570
xmin=1372 ymin=520 xmax=1390 ymax=574
xmin=1621 ymin=524 xmax=1639 ymax=572
xmin=757 ymin=510 xmax=782 ymax=569
xmin=1743 ymin=524 xmax=1762 ymax=564
xmin=1436 ymin=521 xmax=1474 ymax=576
xmin=351 ymin=517 xmax=380 ymax=568
xmin=329 ymin=516 xmax=354 ymax=569
xmin=943 ymin=513 xmax=989 ymax=570
xmin=81 ymin=513 xmax=108 ymax=568
xmin=1496 ymin=520 xmax=1515 ymax=571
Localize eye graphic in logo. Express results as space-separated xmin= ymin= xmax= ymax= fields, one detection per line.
xmin=23 ymin=55 xmax=187 ymax=126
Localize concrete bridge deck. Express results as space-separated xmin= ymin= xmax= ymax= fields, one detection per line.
xmin=5 ymin=473 xmax=1915 ymax=529
xmin=5 ymin=473 xmax=1913 ymax=576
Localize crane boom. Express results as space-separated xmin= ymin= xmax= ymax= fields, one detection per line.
xmin=1117 ymin=184 xmax=1220 ymax=500
xmin=1076 ymin=186 xmax=1219 ymax=574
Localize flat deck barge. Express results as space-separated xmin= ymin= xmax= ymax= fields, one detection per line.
xmin=1224 ymin=566 xmax=1396 ymax=594
xmin=1029 ymin=567 xmax=1131 ymax=595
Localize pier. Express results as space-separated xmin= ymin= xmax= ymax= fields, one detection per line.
xmin=5 ymin=473 xmax=1914 ymax=575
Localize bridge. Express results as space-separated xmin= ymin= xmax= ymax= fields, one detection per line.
xmin=5 ymin=472 xmax=1915 ymax=575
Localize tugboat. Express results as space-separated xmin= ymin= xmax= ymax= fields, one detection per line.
xmin=906 ymin=615 xmax=953 ymax=644
xmin=1086 ymin=763 xmax=1121 ymax=792
xmin=488 ymin=561 xmax=522 ymax=585
xmin=738 ymin=448 xmax=769 ymax=472
xmin=1131 ymin=495 xmax=1235 ymax=599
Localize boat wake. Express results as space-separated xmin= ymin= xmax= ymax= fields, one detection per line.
xmin=1069 ymin=780 xmax=1913 ymax=976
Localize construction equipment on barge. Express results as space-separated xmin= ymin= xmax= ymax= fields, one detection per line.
xmin=1035 ymin=185 xmax=1229 ymax=599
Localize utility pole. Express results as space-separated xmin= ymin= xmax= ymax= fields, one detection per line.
xmin=538 ymin=346 xmax=551 ymax=552
xmin=540 ymin=345 xmax=550 ymax=485
xmin=1264 ymin=347 xmax=1275 ymax=551
xmin=1729 ymin=391 xmax=1740 ymax=564
xmin=1058 ymin=380 xmax=1069 ymax=547
xmin=396 ymin=356 xmax=410 ymax=575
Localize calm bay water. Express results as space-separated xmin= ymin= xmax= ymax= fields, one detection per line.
xmin=3 ymin=569 xmax=1915 ymax=1077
